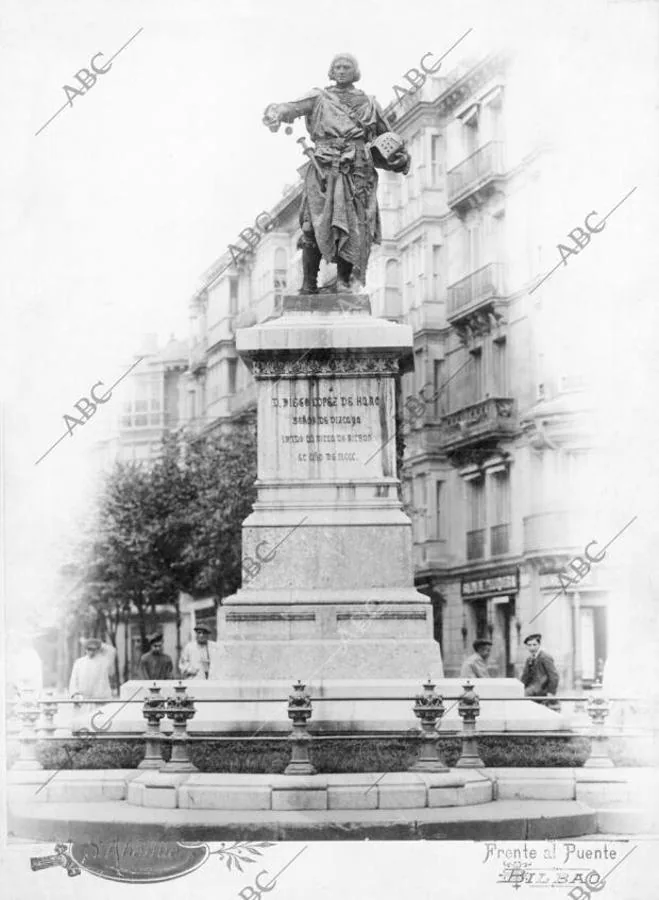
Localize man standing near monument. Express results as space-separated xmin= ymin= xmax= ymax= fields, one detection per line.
xmin=138 ymin=633 xmax=174 ymax=680
xmin=69 ymin=638 xmax=113 ymax=700
xmin=521 ymin=633 xmax=560 ymax=709
xmin=460 ymin=638 xmax=494 ymax=678
xmin=179 ymin=623 xmax=216 ymax=681
xmin=263 ymin=53 xmax=411 ymax=293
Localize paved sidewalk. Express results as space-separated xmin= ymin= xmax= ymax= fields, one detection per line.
xmin=9 ymin=799 xmax=596 ymax=842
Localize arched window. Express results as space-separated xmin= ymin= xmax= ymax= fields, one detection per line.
xmin=384 ymin=258 xmax=402 ymax=318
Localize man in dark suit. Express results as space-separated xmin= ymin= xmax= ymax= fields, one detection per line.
xmin=521 ymin=633 xmax=560 ymax=709
xmin=137 ymin=633 xmax=174 ymax=680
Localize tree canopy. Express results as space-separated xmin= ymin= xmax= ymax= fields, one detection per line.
xmin=73 ymin=424 xmax=257 ymax=655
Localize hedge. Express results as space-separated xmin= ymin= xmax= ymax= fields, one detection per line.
xmin=5 ymin=733 xmax=653 ymax=773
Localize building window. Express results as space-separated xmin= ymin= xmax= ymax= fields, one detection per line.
xmin=229 ymin=277 xmax=239 ymax=315
xmin=121 ymin=374 xmax=162 ymax=430
xmin=432 ymin=245 xmax=442 ymax=299
xmin=228 ymin=359 xmax=237 ymax=395
xmin=490 ymin=469 xmax=510 ymax=556
xmin=121 ymin=403 xmax=132 ymax=428
xmin=482 ymin=92 xmax=504 ymax=143
xmin=493 ymin=338 xmax=507 ymax=395
xmin=463 ymin=108 xmax=480 ymax=156
xmin=433 ymin=359 xmax=445 ymax=417
xmin=435 ymin=481 xmax=444 ymax=539
xmin=402 ymin=245 xmax=413 ymax=314
xmin=470 ymin=348 xmax=483 ymax=405
xmin=467 ymin=476 xmax=486 ymax=559
xmin=580 ymin=606 xmax=607 ymax=684
xmin=384 ymin=258 xmax=402 ymax=318
xmin=430 ymin=135 xmax=442 ymax=186
xmin=414 ymin=474 xmax=427 ymax=541
xmin=464 ymin=220 xmax=484 ymax=275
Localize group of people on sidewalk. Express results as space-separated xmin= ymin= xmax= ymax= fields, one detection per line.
xmin=70 ymin=623 xmax=560 ymax=706
xmin=461 ymin=632 xmax=560 ymax=706
xmin=68 ymin=624 xmax=217 ymax=699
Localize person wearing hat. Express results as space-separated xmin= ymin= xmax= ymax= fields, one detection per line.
xmin=137 ymin=633 xmax=174 ymax=680
xmin=521 ymin=633 xmax=560 ymax=707
xmin=69 ymin=637 xmax=113 ymax=700
xmin=179 ymin=623 xmax=217 ymax=681
xmin=460 ymin=638 xmax=495 ymax=679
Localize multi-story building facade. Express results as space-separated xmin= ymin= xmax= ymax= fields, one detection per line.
xmin=92 ymin=333 xmax=189 ymax=467
xmin=186 ymin=53 xmax=609 ymax=690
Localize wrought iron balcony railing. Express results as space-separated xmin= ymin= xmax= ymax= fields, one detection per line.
xmin=447 ymin=262 xmax=506 ymax=323
xmin=440 ymin=397 xmax=516 ymax=451
xmin=447 ymin=141 xmax=505 ymax=210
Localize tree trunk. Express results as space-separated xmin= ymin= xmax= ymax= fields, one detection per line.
xmin=122 ymin=606 xmax=130 ymax=682
xmin=136 ymin=596 xmax=148 ymax=656
xmin=104 ymin=611 xmax=121 ymax=689
xmin=175 ymin=592 xmax=182 ymax=671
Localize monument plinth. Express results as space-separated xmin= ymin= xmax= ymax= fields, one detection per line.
xmin=212 ymin=295 xmax=444 ymax=683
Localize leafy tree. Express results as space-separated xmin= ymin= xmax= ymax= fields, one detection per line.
xmin=71 ymin=422 xmax=257 ymax=679
xmin=181 ymin=420 xmax=257 ymax=604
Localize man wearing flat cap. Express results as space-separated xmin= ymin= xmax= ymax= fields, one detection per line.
xmin=179 ymin=623 xmax=217 ymax=681
xmin=138 ymin=633 xmax=174 ymax=680
xmin=69 ymin=637 xmax=113 ymax=700
xmin=263 ymin=53 xmax=411 ymax=294
xmin=521 ymin=633 xmax=560 ymax=707
xmin=460 ymin=638 xmax=495 ymax=679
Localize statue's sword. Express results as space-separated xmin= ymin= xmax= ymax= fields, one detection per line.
xmin=263 ymin=105 xmax=326 ymax=189
xmin=296 ymin=136 xmax=326 ymax=189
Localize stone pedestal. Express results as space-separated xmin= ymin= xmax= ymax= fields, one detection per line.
xmin=212 ymin=294 xmax=443 ymax=684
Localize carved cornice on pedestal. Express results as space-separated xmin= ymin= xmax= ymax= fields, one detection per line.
xmin=250 ymin=353 xmax=401 ymax=379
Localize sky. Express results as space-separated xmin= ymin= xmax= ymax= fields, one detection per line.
xmin=1 ymin=0 xmax=659 ymax=633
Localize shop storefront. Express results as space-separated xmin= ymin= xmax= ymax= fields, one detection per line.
xmin=461 ymin=567 xmax=519 ymax=677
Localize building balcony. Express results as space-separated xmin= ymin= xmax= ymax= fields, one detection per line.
xmin=413 ymin=539 xmax=450 ymax=572
xmin=523 ymin=510 xmax=589 ymax=559
xmin=490 ymin=523 xmax=510 ymax=556
xmin=447 ymin=141 xmax=505 ymax=211
xmin=407 ymin=301 xmax=446 ymax=333
xmin=467 ymin=528 xmax=486 ymax=561
xmin=440 ymin=397 xmax=517 ymax=452
xmin=446 ymin=262 xmax=506 ymax=325
xmin=190 ymin=338 xmax=208 ymax=374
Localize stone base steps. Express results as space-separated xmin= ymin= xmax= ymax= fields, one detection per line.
xmin=9 ymin=799 xmax=599 ymax=842
xmin=11 ymin=766 xmax=656 ymax=809
xmin=9 ymin=767 xmax=657 ymax=840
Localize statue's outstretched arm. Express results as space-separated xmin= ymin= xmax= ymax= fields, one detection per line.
xmin=262 ymin=93 xmax=318 ymax=131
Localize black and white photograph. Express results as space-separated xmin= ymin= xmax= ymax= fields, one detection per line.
xmin=2 ymin=1 xmax=659 ymax=897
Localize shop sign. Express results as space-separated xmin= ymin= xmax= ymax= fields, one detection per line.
xmin=462 ymin=568 xmax=519 ymax=599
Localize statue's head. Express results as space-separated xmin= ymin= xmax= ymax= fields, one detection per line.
xmin=328 ymin=53 xmax=361 ymax=84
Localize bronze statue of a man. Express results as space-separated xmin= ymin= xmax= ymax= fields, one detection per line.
xmin=264 ymin=53 xmax=410 ymax=294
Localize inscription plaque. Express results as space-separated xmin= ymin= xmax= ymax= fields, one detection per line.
xmin=259 ymin=375 xmax=395 ymax=481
